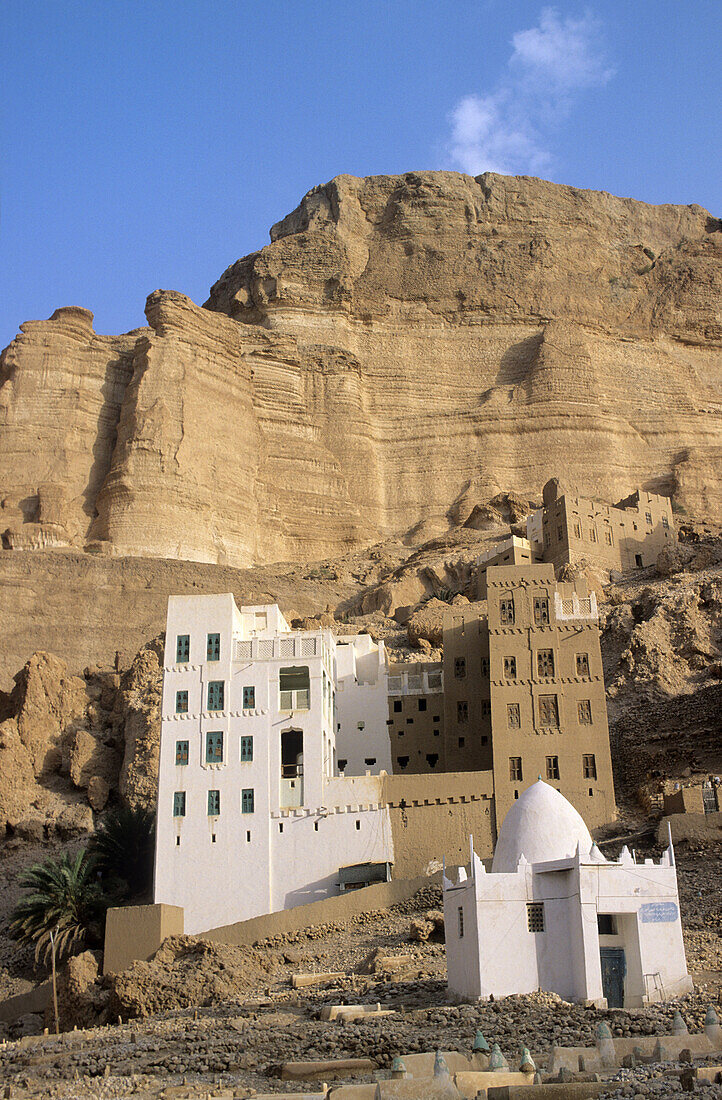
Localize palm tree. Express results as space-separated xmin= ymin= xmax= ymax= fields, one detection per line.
xmin=9 ymin=851 xmax=106 ymax=964
xmin=87 ymin=805 xmax=155 ymax=900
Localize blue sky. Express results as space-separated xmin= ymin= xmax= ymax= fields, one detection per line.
xmin=2 ymin=1 xmax=720 ymax=349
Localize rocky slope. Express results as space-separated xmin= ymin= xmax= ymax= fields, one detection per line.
xmin=1 ymin=173 xmax=720 ymax=567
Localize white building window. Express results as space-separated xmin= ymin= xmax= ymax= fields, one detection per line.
xmin=206 ymin=633 xmax=221 ymax=661
xmin=243 ymin=685 xmax=255 ymax=709
xmin=176 ymin=634 xmax=190 ymax=663
xmin=279 ymin=666 xmax=310 ymax=711
xmin=173 ymin=791 xmax=186 ymax=817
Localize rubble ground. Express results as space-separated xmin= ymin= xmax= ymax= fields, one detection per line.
xmin=0 ymin=841 xmax=719 ymax=1098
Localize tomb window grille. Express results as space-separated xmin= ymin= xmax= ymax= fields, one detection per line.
xmin=207 ymin=790 xmax=221 ymax=816
xmin=206 ymin=633 xmax=221 ymax=661
xmin=207 ymin=680 xmax=224 ymax=711
xmin=538 ymin=695 xmax=559 ymax=727
xmin=175 ymin=740 xmax=189 ymax=766
xmin=537 ymin=649 xmax=554 ymax=677
xmin=500 ymin=597 xmax=515 ymax=626
xmin=534 ymin=597 xmax=550 ymax=626
xmin=243 ymin=685 xmax=255 ymax=709
xmin=509 ymin=756 xmax=523 ymax=781
xmin=457 ymin=701 xmax=469 ymax=723
xmin=527 ymin=903 xmax=545 ymax=933
xmin=576 ymin=653 xmax=590 ymax=677
xmin=578 ymin=700 xmax=593 ymax=725
xmin=454 ymin=657 xmax=466 ymax=679
xmin=583 ymin=753 xmax=597 ymax=779
xmin=545 ymin=755 xmax=560 ymax=780
xmin=507 ymin=703 xmax=521 ymax=729
xmin=503 ymin=656 xmax=517 ymax=678
xmin=173 ymin=791 xmax=186 ymax=817
xmin=176 ymin=634 xmax=190 ymax=663
xmin=175 ymin=690 xmax=189 ymax=714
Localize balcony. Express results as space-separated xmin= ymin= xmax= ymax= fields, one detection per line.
xmin=554 ymin=592 xmax=598 ymax=621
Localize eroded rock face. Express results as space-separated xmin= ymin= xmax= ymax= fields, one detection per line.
xmin=1 ymin=172 xmax=721 ymax=566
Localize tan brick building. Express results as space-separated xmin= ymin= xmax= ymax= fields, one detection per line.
xmin=442 ymin=564 xmax=615 ymax=833
xmin=527 ymin=480 xmax=674 ymax=575
xmin=386 ymin=661 xmax=445 ymax=774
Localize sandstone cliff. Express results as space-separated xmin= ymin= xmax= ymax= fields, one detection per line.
xmin=1 ymin=172 xmax=720 ymax=567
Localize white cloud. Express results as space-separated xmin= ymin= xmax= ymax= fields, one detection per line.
xmin=447 ymin=7 xmax=614 ymax=177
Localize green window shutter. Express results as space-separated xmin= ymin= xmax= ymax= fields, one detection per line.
xmin=207 ymin=633 xmax=221 ymax=661
xmin=243 ymin=685 xmax=255 ymax=709
xmin=173 ymin=791 xmax=186 ymax=817
xmin=205 ymin=731 xmax=223 ymax=764
xmin=175 ymin=690 xmax=189 ymax=713
xmin=176 ymin=635 xmax=190 ymax=662
xmin=175 ymin=740 xmax=189 ymax=765
xmin=241 ymin=788 xmax=254 ymax=813
xmin=207 ymin=681 xmax=224 ymax=711
xmin=207 ymin=790 xmax=220 ymax=816
xmin=241 ymin=736 xmax=253 ymax=762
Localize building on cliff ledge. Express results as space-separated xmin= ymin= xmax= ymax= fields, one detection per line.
xmin=527 ymin=479 xmax=675 ymax=576
xmin=443 ymin=780 xmax=692 ymax=1007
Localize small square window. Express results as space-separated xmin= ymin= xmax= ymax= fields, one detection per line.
xmin=243 ymin=685 xmax=255 ymax=709
xmin=207 ymin=633 xmax=221 ymax=661
xmin=241 ymin=788 xmax=254 ymax=814
xmin=207 ymin=681 xmax=224 ymax=711
xmin=527 ymin=902 xmax=545 ymax=932
xmin=433 ymin=715 xmax=440 ymax=722
xmin=426 ymin=753 xmax=439 ymax=768
xmin=175 ymin=740 xmax=189 ymax=766
xmin=503 ymin=656 xmax=517 ymax=678
xmin=537 ymin=649 xmax=554 ymax=677
xmin=406 ymin=716 xmax=414 ymax=724
xmin=481 ymin=735 xmax=489 ymax=745
xmin=357 ymin=720 xmax=365 ymax=729
xmin=365 ymin=757 xmax=376 ymax=766
xmin=457 ymin=701 xmax=468 ymax=722
xmin=205 ymin=731 xmax=223 ymax=764
xmin=458 ymin=737 xmax=465 ymax=748
xmin=454 ymin=657 xmax=466 ymax=679
xmin=418 ymin=698 xmax=427 ymax=712
xmin=176 ymin=634 xmax=190 ymax=663
xmin=393 ymin=700 xmax=402 ymax=713
xmin=397 ymin=756 xmax=409 ymax=769
xmin=173 ymin=791 xmax=186 ymax=817
xmin=509 ymin=756 xmax=522 ymax=781
xmin=534 ymin=597 xmax=550 ymax=626
xmin=576 ymin=653 xmax=590 ymax=677
xmin=175 ymin=690 xmax=189 ymax=714
xmin=355 ymin=820 xmax=361 ymax=830
xmin=545 ymin=755 xmax=560 ymax=780
xmin=597 ymin=914 xmax=616 ymax=935
xmin=241 ymin=735 xmax=253 ymax=762
xmin=338 ymin=758 xmax=347 ymax=772
xmin=207 ymin=790 xmax=220 ymax=816
xmin=583 ymin=753 xmax=597 ymax=779
xmin=507 ymin=703 xmax=521 ymax=729
xmin=246 ymin=830 xmax=251 ymax=842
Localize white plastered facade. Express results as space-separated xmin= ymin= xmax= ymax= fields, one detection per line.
xmin=335 ymin=634 xmax=393 ymax=776
xmin=443 ymin=781 xmax=692 ymax=1007
xmin=153 ymin=595 xmax=394 ymax=934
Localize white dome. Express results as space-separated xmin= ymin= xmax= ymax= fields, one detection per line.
xmin=492 ymin=780 xmax=594 ymax=872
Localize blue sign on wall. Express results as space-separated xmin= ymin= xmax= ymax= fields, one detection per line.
xmin=639 ymin=902 xmax=678 ymax=923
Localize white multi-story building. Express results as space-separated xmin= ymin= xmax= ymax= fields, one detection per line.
xmin=154 ymin=595 xmax=394 ymax=933
xmin=335 ymin=633 xmax=392 ymax=777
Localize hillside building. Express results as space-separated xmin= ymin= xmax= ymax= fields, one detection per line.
xmin=444 ymin=781 xmax=692 ymax=1007
xmin=527 ymin=480 xmax=674 ymax=575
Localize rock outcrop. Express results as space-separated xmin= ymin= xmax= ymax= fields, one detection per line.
xmin=1 ymin=172 xmax=720 ymax=568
